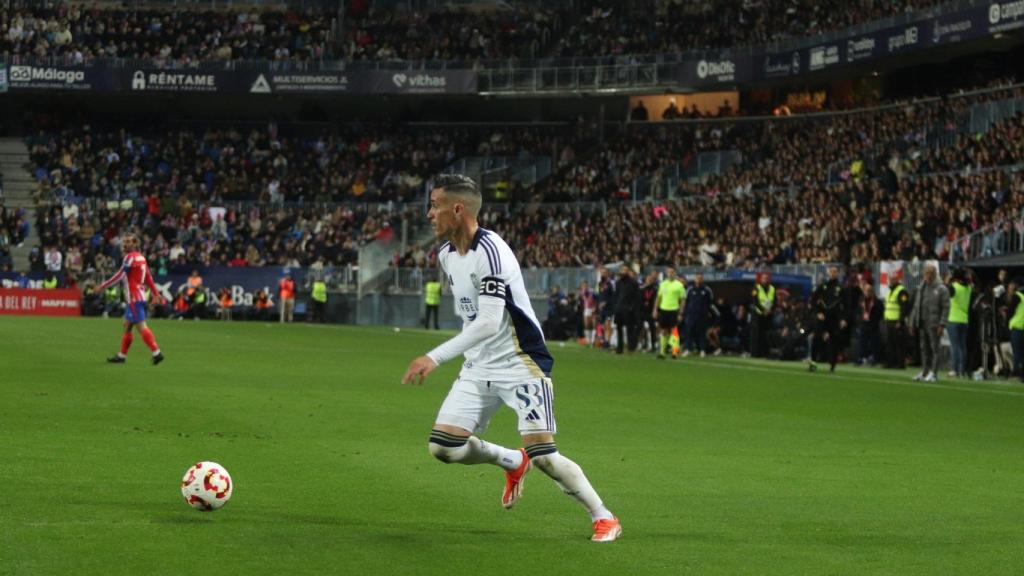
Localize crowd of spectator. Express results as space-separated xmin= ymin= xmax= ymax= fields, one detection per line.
xmin=2 ymin=0 xmax=945 ymax=66
xmin=483 ymin=82 xmax=1024 ymax=269
xmin=343 ymin=6 xmax=562 ymax=62
xmin=485 ymin=163 xmax=1024 ymax=270
xmin=29 ymin=200 xmax=410 ymax=282
xmin=554 ymin=0 xmax=940 ymax=58
xmin=1 ymin=4 xmax=335 ymax=64
xmin=27 ymin=123 xmax=470 ymax=205
xmin=26 ymin=122 xmax=595 ymax=206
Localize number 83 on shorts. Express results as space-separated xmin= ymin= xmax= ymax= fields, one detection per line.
xmin=436 ymin=377 xmax=557 ymax=435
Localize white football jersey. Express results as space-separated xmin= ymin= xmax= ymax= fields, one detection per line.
xmin=438 ymin=228 xmax=553 ymax=381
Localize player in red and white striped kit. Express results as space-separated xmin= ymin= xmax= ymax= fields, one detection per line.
xmin=97 ymin=233 xmax=165 ymax=365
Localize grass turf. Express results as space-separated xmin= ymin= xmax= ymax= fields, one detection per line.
xmin=1 ymin=316 xmax=1022 ymax=575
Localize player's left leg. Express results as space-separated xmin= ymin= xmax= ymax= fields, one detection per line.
xmin=501 ymin=378 xmax=620 ymax=542
xmin=135 ymin=319 xmax=164 ymax=365
xmin=108 ymin=321 xmax=134 ymax=363
xmin=524 ymin=431 xmax=620 ymax=542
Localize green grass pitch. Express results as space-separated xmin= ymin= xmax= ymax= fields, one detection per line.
xmin=2 ymin=316 xmax=1023 ymax=575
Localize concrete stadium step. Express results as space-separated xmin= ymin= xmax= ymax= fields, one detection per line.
xmin=0 ymin=138 xmax=28 ymax=154
xmin=0 ymin=138 xmax=41 ymax=271
xmin=3 ymin=191 xmax=38 ymax=200
xmin=0 ymin=151 xmax=30 ymax=161
xmin=3 ymin=198 xmax=37 ymax=209
xmin=2 ymin=176 xmax=37 ymax=189
xmin=0 ymin=159 xmax=31 ymax=171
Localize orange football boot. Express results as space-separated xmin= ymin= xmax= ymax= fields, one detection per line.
xmin=591 ymin=517 xmax=622 ymax=542
xmin=502 ymin=448 xmax=531 ymax=509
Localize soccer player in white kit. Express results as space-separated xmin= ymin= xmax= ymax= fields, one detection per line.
xmin=402 ymin=175 xmax=621 ymax=542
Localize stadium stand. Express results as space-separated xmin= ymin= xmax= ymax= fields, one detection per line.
xmin=1 ymin=4 xmax=336 ymax=62
xmin=25 ymin=122 xmax=592 ymax=205
xmin=552 ymin=0 xmax=942 ymax=57
xmin=21 ymin=77 xmax=1024 ymax=275
xmin=33 ymin=200 xmax=411 ymax=276
xmin=342 ymin=5 xmax=564 ymax=61
xmin=1 ymin=0 xmax=944 ymax=65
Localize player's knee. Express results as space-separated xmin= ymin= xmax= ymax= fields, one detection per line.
xmin=428 ymin=429 xmax=468 ymax=463
xmin=525 ymin=441 xmax=559 ymax=472
xmin=427 ymin=442 xmax=454 ymax=462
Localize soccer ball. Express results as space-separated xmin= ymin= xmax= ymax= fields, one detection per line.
xmin=181 ymin=461 xmax=233 ymax=511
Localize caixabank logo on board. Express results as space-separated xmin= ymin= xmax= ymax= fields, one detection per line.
xmin=762 ymin=52 xmax=800 ymax=78
xmin=130 ymin=70 xmax=218 ymax=92
xmin=9 ymin=65 xmax=90 ymax=89
xmin=988 ymin=0 xmax=1024 ymax=32
xmin=391 ymin=73 xmax=447 ymax=92
xmin=696 ymin=59 xmax=736 ymax=82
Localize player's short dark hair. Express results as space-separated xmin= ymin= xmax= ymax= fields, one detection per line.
xmin=433 ymin=173 xmax=480 ymax=197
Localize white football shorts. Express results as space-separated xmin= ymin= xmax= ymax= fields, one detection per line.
xmin=435 ymin=377 xmax=557 ymax=435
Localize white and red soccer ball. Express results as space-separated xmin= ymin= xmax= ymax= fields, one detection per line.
xmin=181 ymin=461 xmax=233 ymax=511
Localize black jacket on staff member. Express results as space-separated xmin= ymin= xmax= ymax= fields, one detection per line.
xmin=811 ymin=273 xmax=847 ymax=371
xmin=684 ymin=275 xmax=714 ymax=354
xmin=614 ymin=268 xmax=640 ymax=354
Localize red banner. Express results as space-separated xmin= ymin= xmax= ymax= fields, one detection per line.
xmin=0 ymin=288 xmax=81 ymax=316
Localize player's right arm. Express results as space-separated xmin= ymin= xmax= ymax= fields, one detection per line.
xmin=97 ymin=256 xmax=131 ymax=291
xmin=402 ymin=245 xmax=506 ymax=386
xmin=420 ymin=247 xmax=509 ymax=369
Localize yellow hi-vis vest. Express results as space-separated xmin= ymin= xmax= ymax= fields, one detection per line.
xmin=756 ymin=284 xmax=775 ymax=315
xmin=312 ymin=281 xmax=327 ymax=303
xmin=884 ymin=285 xmax=905 ymax=321
xmin=948 ymin=281 xmax=970 ymax=324
xmin=1010 ymin=292 xmax=1024 ymax=330
xmin=425 ymin=281 xmax=442 ymax=306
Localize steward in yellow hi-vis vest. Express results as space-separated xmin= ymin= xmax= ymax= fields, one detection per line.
xmin=946 ymin=269 xmax=972 ymax=377
xmin=424 ymin=274 xmax=442 ymax=330
xmin=883 ymin=276 xmax=910 ymax=369
xmin=311 ymin=279 xmax=328 ymax=323
xmin=750 ymin=272 xmax=776 ymax=359
xmin=1007 ymin=277 xmax=1024 ymax=383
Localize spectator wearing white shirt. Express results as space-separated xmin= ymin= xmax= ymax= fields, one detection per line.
xmin=44 ymin=244 xmax=63 ymax=285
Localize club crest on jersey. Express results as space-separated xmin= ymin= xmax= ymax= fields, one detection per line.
xmin=458 ymin=297 xmax=478 ymax=321
xmin=470 ymin=273 xmax=478 ymax=285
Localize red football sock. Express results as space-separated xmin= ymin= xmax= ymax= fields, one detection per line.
xmin=140 ymin=327 xmax=159 ymax=353
xmin=120 ymin=332 xmax=134 ymax=355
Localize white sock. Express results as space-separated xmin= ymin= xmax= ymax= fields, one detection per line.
xmin=465 ymin=437 xmax=522 ymax=470
xmin=117 ymin=352 xmax=126 ymax=359
xmin=152 ymin=349 xmax=161 ymax=356
xmin=531 ymin=450 xmax=613 ymax=521
xmin=429 ymin=432 xmax=522 ymax=471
